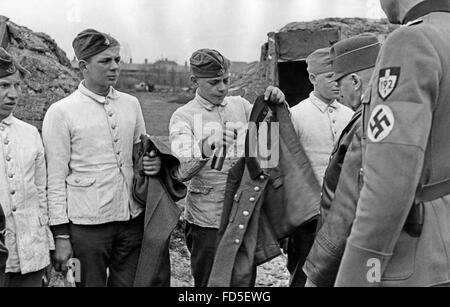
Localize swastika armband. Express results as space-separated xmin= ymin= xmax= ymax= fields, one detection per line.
xmin=368 ymin=105 xmax=395 ymax=143
xmin=378 ymin=67 xmax=400 ymax=100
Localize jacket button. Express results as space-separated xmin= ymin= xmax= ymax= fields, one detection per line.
xmin=254 ymin=187 xmax=260 ymax=192
xmin=234 ymin=239 xmax=240 ymax=244
xmin=249 ymin=197 xmax=255 ymax=202
xmin=238 ymin=224 xmax=245 ymax=230
xmin=243 ymin=211 xmax=250 ymax=216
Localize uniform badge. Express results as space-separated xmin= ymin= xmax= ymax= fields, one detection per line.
xmin=104 ymin=37 xmax=110 ymax=46
xmin=368 ymin=105 xmax=395 ymax=143
xmin=378 ymin=67 xmax=400 ymax=100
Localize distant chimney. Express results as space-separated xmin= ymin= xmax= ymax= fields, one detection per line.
xmin=145 ymin=58 xmax=148 ymax=65
xmin=129 ymin=58 xmax=133 ymax=64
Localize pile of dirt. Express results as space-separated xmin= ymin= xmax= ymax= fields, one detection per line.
xmin=0 ymin=15 xmax=79 ymax=131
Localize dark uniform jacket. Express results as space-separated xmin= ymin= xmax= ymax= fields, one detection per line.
xmin=132 ymin=136 xmax=187 ymax=287
xmin=0 ymin=204 xmax=7 ymax=280
xmin=304 ymin=106 xmax=363 ymax=287
xmin=208 ymin=96 xmax=321 ymax=287
xmin=336 ymin=0 xmax=450 ymax=286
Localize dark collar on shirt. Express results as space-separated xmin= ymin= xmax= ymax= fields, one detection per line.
xmin=403 ymin=0 xmax=450 ymax=24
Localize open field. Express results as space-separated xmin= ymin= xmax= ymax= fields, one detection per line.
xmin=136 ymin=91 xmax=291 ymax=287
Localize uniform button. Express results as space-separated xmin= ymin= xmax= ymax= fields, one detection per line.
xmin=249 ymin=197 xmax=256 ymax=202
xmin=8 ymin=173 xmax=13 ymax=179
xmin=238 ymin=224 xmax=245 ymax=230
xmin=108 ymin=112 xmax=114 ymax=117
xmin=4 ymin=139 xmax=9 ymax=145
xmin=332 ymin=120 xmax=336 ymax=124
xmin=10 ymin=190 xmax=15 ymax=195
xmin=111 ymin=124 xmax=117 ymax=130
xmin=12 ymin=207 xmax=17 ymax=212
xmin=254 ymin=187 xmax=260 ymax=192
xmin=260 ymin=175 xmax=265 ymax=180
xmin=5 ymin=156 xmax=11 ymax=162
xmin=114 ymin=139 xmax=119 ymax=143
xmin=75 ymin=179 xmax=80 ymax=184
xmin=243 ymin=211 xmax=250 ymax=216
xmin=234 ymin=239 xmax=240 ymax=244
xmin=116 ymin=151 xmax=121 ymax=155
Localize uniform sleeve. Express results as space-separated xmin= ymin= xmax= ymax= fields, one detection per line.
xmin=335 ymin=27 xmax=440 ymax=286
xmin=42 ymin=104 xmax=71 ymax=226
xmin=169 ymin=110 xmax=209 ymax=182
xmin=304 ymin=126 xmax=362 ymax=286
xmin=33 ymin=129 xmax=48 ymax=222
xmin=134 ymin=98 xmax=147 ymax=144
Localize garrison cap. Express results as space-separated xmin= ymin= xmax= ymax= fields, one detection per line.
xmin=306 ymin=47 xmax=333 ymax=75
xmin=0 ymin=48 xmax=17 ymax=78
xmin=331 ymin=33 xmax=381 ymax=81
xmin=190 ymin=49 xmax=231 ymax=78
xmin=72 ymin=29 xmax=119 ymax=61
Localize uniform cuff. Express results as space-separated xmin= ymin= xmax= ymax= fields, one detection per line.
xmin=50 ymin=224 xmax=70 ymax=237
xmin=335 ymin=242 xmax=392 ymax=287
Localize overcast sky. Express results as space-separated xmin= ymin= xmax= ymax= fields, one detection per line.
xmin=1 ymin=0 xmax=386 ymax=64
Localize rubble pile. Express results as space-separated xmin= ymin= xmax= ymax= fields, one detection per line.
xmin=0 ymin=16 xmax=79 ymax=131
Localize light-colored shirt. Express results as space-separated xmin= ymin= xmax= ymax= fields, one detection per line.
xmin=42 ymin=82 xmax=146 ymax=226
xmin=169 ymin=91 xmax=252 ymax=229
xmin=0 ymin=115 xmax=54 ymax=274
xmin=290 ymin=92 xmax=354 ymax=183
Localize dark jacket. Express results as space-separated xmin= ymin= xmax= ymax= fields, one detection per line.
xmin=303 ymin=106 xmax=363 ymax=287
xmin=0 ymin=203 xmax=7 ymax=280
xmin=132 ymin=135 xmax=187 ymax=287
xmin=208 ymin=96 xmax=321 ymax=287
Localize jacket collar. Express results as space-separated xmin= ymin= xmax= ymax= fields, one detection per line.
xmin=309 ymin=92 xmax=339 ymax=113
xmin=0 ymin=114 xmax=14 ymax=126
xmin=195 ymin=90 xmax=228 ymax=111
xmin=403 ymin=0 xmax=450 ymax=24
xmin=78 ymin=81 xmax=119 ymax=104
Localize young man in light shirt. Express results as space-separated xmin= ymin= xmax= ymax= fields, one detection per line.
xmin=0 ymin=47 xmax=54 ymax=287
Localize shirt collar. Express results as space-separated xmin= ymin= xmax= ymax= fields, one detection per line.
xmin=195 ymin=90 xmax=228 ymax=111
xmin=403 ymin=0 xmax=450 ymax=24
xmin=78 ymin=81 xmax=119 ymax=104
xmin=309 ymin=92 xmax=339 ymax=113
xmin=0 ymin=114 xmax=14 ymax=126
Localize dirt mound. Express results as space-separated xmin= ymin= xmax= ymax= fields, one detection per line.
xmin=0 ymin=15 xmax=79 ymax=131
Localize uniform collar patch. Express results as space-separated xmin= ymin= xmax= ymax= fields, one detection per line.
xmin=378 ymin=67 xmax=400 ymax=101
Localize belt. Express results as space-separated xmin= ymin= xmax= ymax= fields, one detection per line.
xmin=416 ymin=178 xmax=450 ymax=202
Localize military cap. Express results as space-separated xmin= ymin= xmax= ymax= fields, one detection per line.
xmin=331 ymin=33 xmax=381 ymax=81
xmin=190 ymin=49 xmax=231 ymax=78
xmin=306 ymin=47 xmax=333 ymax=75
xmin=0 ymin=48 xmax=17 ymax=78
xmin=72 ymin=29 xmax=119 ymax=61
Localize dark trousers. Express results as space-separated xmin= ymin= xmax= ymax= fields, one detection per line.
xmin=1 ymin=269 xmax=45 ymax=287
xmin=287 ymin=217 xmax=318 ymax=287
xmin=185 ymin=222 xmax=218 ymax=287
xmin=70 ymin=214 xmax=144 ymax=287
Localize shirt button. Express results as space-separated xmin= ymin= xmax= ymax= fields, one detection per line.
xmin=116 ymin=151 xmax=121 ymax=155
xmin=108 ymin=112 xmax=114 ymax=117
xmin=114 ymin=139 xmax=119 ymax=143
xmin=5 ymin=156 xmax=11 ymax=162
xmin=329 ymin=109 xmax=334 ymax=114
xmin=234 ymin=239 xmax=240 ymax=244
xmin=8 ymin=173 xmax=13 ymax=179
xmin=75 ymin=179 xmax=80 ymax=184
xmin=238 ymin=224 xmax=245 ymax=230
xmin=12 ymin=207 xmax=17 ymax=212
xmin=254 ymin=187 xmax=260 ymax=192
xmin=243 ymin=211 xmax=250 ymax=216
xmin=10 ymin=190 xmax=15 ymax=195
xmin=111 ymin=124 xmax=117 ymax=130
xmin=4 ymin=139 xmax=9 ymax=145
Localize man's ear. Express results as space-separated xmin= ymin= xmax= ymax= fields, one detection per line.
xmin=190 ymin=75 xmax=198 ymax=87
xmin=351 ymin=73 xmax=362 ymax=90
xmin=308 ymin=73 xmax=317 ymax=85
xmin=78 ymin=60 xmax=88 ymax=72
